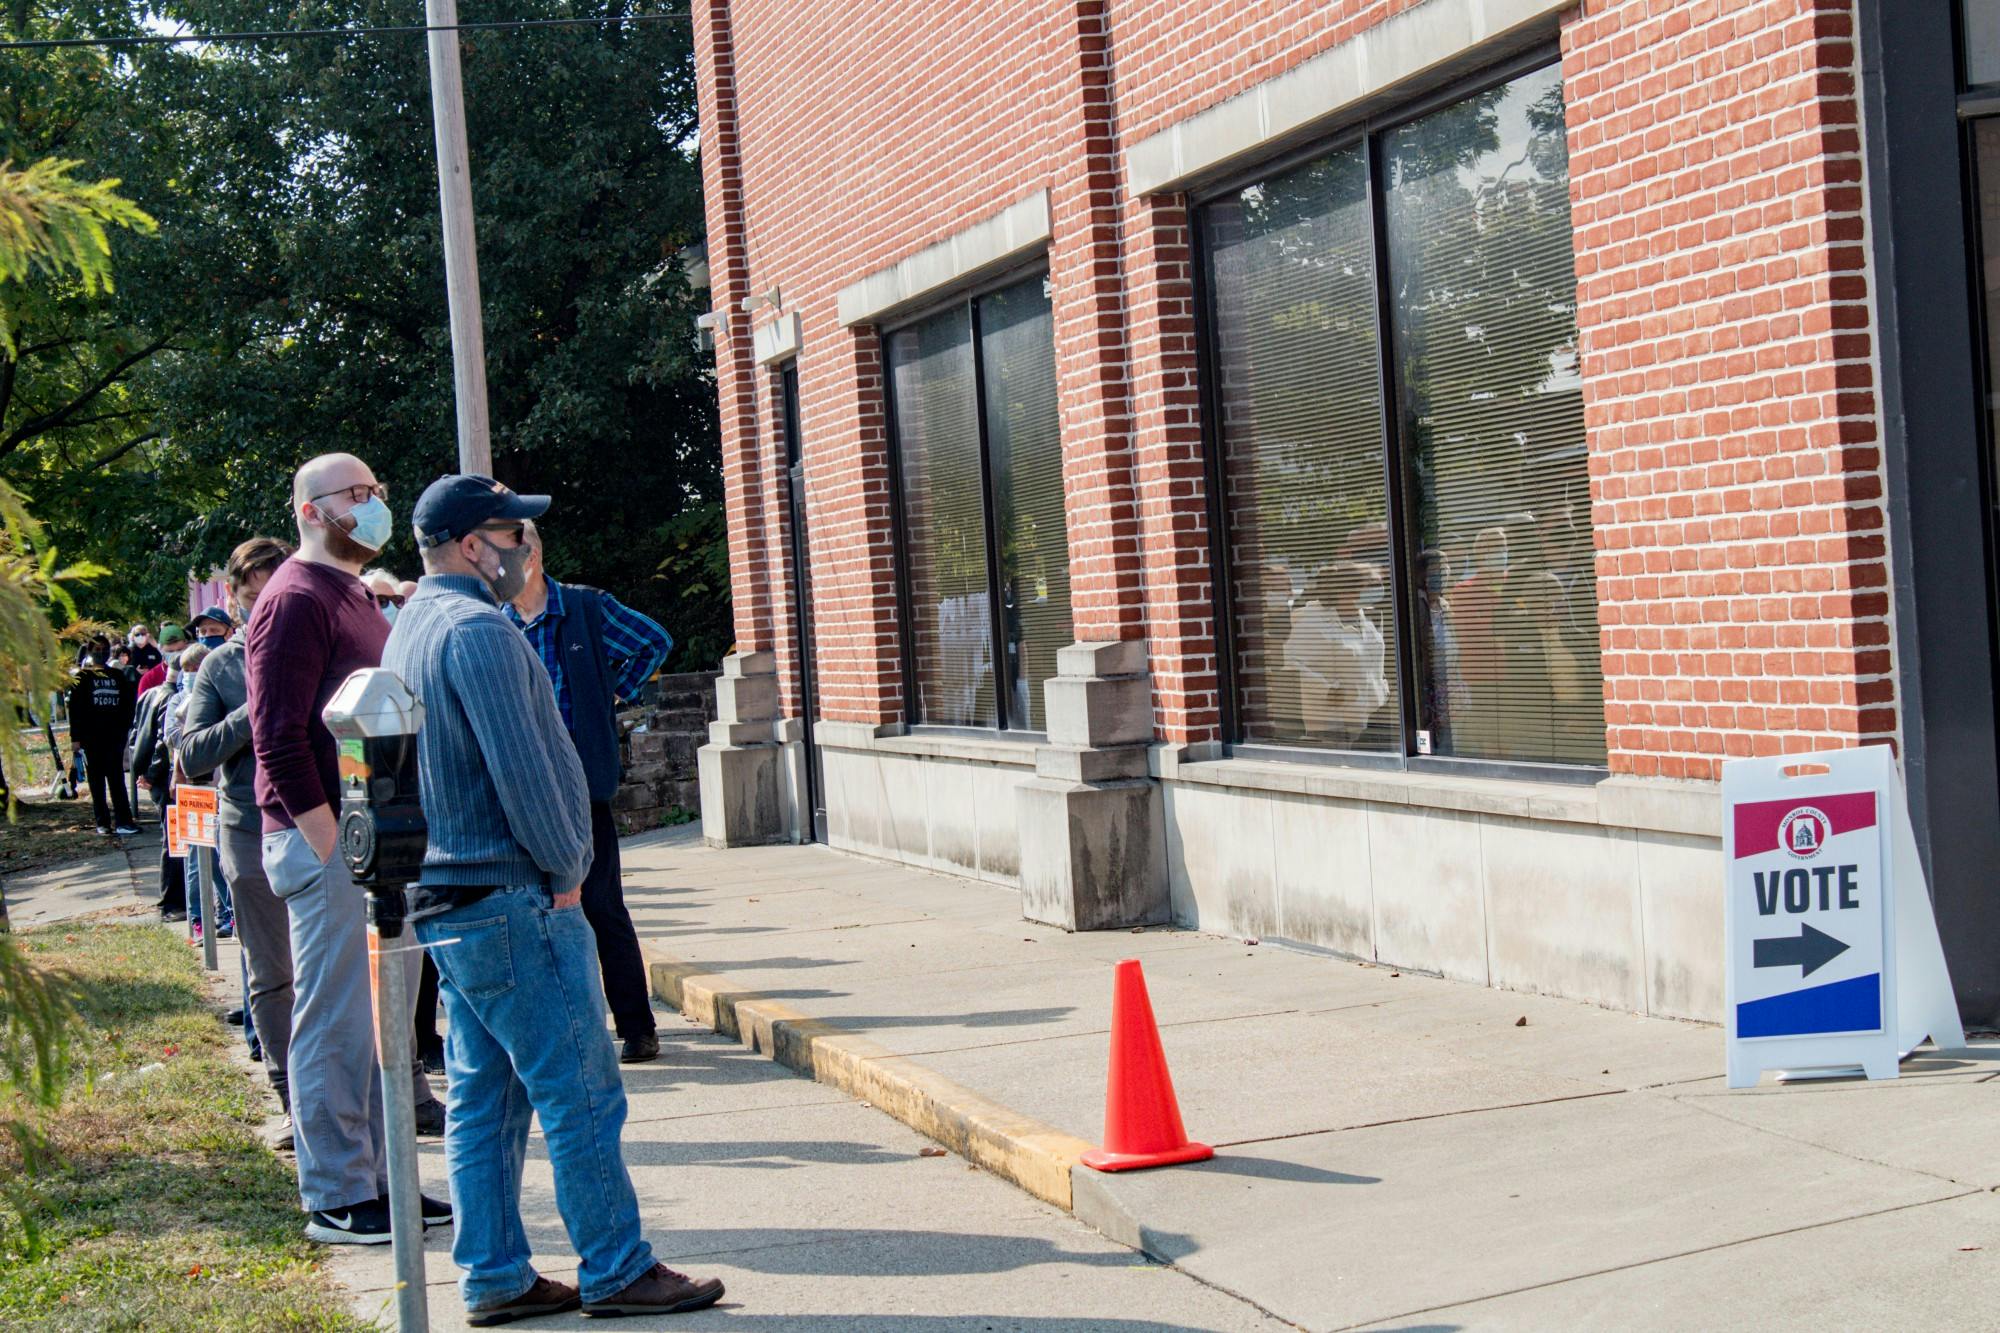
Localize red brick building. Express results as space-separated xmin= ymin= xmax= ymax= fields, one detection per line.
xmin=691 ymin=0 xmax=2000 ymax=1025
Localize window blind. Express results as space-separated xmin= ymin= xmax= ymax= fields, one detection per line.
xmin=979 ymin=277 xmax=1072 ymax=732
xmin=1384 ymin=63 xmax=1603 ymax=765
xmin=888 ymin=305 xmax=995 ymax=727
xmin=1205 ymin=144 xmax=1401 ymax=752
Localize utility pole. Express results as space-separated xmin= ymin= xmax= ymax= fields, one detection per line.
xmin=423 ymin=0 xmax=492 ymax=474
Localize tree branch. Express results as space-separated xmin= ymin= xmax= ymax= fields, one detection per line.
xmin=85 ymin=430 xmax=162 ymax=472
xmin=0 ymin=333 xmax=173 ymax=457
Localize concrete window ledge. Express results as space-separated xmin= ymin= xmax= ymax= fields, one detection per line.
xmin=1150 ymin=745 xmax=1719 ymax=840
xmin=814 ymin=720 xmax=1039 ymax=770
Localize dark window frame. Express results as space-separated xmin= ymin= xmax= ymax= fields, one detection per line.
xmin=1190 ymin=45 xmax=1608 ymax=785
xmin=880 ymin=261 xmax=1060 ymax=739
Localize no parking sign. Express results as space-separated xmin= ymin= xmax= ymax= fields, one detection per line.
xmin=1724 ymin=746 xmax=1965 ymax=1086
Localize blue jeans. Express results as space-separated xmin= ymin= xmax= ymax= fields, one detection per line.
xmin=414 ymin=885 xmax=656 ymax=1309
xmin=187 ymin=853 xmax=234 ymax=932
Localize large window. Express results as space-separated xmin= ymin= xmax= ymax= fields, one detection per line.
xmin=888 ymin=273 xmax=1072 ymax=731
xmin=1202 ymin=60 xmax=1604 ymax=768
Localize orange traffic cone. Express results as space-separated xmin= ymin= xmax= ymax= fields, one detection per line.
xmin=1081 ymin=958 xmax=1213 ymax=1172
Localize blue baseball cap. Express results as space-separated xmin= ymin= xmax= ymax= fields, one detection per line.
xmin=412 ymin=474 xmax=550 ymax=549
xmin=190 ymin=606 xmax=234 ymax=631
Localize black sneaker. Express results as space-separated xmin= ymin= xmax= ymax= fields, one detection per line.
xmin=226 ymin=1008 xmax=246 ymax=1027
xmin=113 ymin=824 xmax=139 ymax=836
xmin=378 ymin=1191 xmax=454 ymax=1229
xmin=619 ymin=1033 xmax=661 ymax=1064
xmin=413 ymin=1096 xmax=447 ymax=1137
xmin=305 ymin=1198 xmax=392 ymax=1245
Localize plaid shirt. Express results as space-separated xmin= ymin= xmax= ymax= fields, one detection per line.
xmin=505 ymin=576 xmax=673 ymax=733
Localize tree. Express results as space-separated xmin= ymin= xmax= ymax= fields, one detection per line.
xmin=1 ymin=0 xmax=729 ymax=664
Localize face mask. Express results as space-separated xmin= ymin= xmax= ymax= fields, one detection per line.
xmin=340 ymin=496 xmax=394 ymax=552
xmin=199 ymin=634 xmax=226 ymax=649
xmin=1357 ymin=584 xmax=1385 ymax=608
xmin=381 ymin=603 xmax=399 ymax=625
xmin=474 ymin=534 xmax=530 ymax=603
xmin=132 ymin=634 xmax=148 ymax=646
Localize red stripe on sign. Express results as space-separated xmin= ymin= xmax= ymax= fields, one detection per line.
xmin=1733 ymin=790 xmax=1878 ymax=860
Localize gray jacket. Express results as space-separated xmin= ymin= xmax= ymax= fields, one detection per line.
xmin=180 ymin=635 xmax=258 ymax=832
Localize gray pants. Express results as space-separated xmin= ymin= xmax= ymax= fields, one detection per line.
xmin=263 ymin=825 xmax=435 ymax=1213
xmin=221 ymin=823 xmax=294 ymax=1107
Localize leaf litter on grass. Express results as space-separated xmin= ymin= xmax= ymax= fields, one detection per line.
xmin=0 ymin=922 xmax=375 ymax=1331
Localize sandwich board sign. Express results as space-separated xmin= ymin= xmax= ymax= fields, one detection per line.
xmin=1724 ymin=745 xmax=1964 ymax=1087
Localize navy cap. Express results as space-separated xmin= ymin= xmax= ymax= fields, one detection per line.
xmin=191 ymin=605 xmax=234 ymax=630
xmin=412 ymin=474 xmax=550 ymax=549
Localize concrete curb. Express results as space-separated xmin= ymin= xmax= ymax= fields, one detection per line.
xmin=644 ymin=948 xmax=1096 ymax=1210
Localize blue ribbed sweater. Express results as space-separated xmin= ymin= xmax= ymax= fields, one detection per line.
xmin=381 ymin=573 xmax=594 ymax=898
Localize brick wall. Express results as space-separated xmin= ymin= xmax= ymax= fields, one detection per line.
xmin=694 ymin=0 xmax=1898 ymax=775
xmin=1564 ymin=0 xmax=1890 ymax=779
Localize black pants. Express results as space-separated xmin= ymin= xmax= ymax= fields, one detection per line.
xmin=583 ymin=799 xmax=655 ymax=1040
xmin=414 ymin=950 xmax=441 ymax=1058
xmin=152 ymin=786 xmax=184 ymax=913
xmin=82 ymin=741 xmax=133 ymax=829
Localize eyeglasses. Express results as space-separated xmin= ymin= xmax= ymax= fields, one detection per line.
xmin=374 ymin=594 xmax=407 ymax=608
xmin=308 ymin=482 xmax=389 ymax=507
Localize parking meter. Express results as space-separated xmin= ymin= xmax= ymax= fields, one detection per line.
xmin=323 ymin=668 xmax=429 ymax=890
xmin=321 ymin=667 xmax=431 ymax=1333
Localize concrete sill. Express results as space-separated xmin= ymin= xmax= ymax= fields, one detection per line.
xmin=818 ymin=723 xmax=1039 ymax=769
xmin=1151 ymin=747 xmax=1719 ymax=840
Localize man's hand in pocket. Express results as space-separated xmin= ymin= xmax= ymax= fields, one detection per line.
xmin=552 ymin=886 xmax=582 ymax=910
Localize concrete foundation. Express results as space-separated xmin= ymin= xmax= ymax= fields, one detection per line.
xmin=804 ymin=660 xmax=1727 ymax=1019
xmin=698 ymin=651 xmax=787 ymax=847
xmin=1017 ymin=777 xmax=1169 ymax=931
xmin=1016 ymin=640 xmax=1170 ymax=931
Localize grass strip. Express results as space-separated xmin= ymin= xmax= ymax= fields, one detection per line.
xmin=0 ymin=921 xmax=374 ymax=1331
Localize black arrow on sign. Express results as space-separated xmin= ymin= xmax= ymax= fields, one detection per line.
xmin=1753 ymin=923 xmax=1850 ymax=978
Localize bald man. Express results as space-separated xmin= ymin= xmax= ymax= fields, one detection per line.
xmin=245 ymin=452 xmax=451 ymax=1245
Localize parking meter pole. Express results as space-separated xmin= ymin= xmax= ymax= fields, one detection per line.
xmin=370 ymin=887 xmax=430 ymax=1333
xmin=199 ymin=845 xmax=219 ymax=972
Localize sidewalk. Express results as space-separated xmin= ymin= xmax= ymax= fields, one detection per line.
xmin=3 ymin=824 xmax=162 ymax=925
xmin=628 ymin=827 xmax=2000 ymax=1331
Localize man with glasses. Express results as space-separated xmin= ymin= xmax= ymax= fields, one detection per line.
xmin=384 ymin=473 xmax=723 ymax=1324
xmin=246 ymin=452 xmax=451 ymax=1246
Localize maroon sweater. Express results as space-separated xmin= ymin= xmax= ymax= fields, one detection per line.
xmin=245 ymin=557 xmax=389 ymax=833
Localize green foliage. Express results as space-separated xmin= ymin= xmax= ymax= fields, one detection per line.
xmin=0 ymin=157 xmax=157 ymax=354
xmin=1 ymin=478 xmax=106 ymax=818
xmin=1 ymin=1 xmax=730 ymax=663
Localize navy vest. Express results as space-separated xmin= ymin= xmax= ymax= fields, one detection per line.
xmin=556 ymin=583 xmax=623 ymax=803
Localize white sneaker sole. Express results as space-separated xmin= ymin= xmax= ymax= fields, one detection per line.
xmin=305 ymin=1221 xmax=393 ymax=1245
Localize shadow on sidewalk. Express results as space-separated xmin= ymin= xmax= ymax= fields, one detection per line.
xmin=659 ymin=1226 xmax=1170 ymax=1276
xmin=619 ymin=1138 xmax=923 ymax=1169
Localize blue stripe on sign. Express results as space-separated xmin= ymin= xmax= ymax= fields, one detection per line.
xmin=1736 ymin=973 xmax=1882 ymax=1039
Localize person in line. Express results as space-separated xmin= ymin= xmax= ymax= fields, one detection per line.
xmin=246 ymin=452 xmax=450 ymax=1246
xmin=67 ymin=641 xmax=138 ymax=836
xmin=127 ymin=624 xmax=162 ymax=675
xmin=182 ymin=539 xmax=298 ymax=1147
xmin=505 ymin=519 xmax=674 ymax=1063
xmin=165 ymin=641 xmax=234 ymax=943
xmin=363 ymin=569 xmax=405 ymax=622
xmin=128 ymin=656 xmax=184 ymax=919
xmin=135 ymin=623 xmax=189 ymax=698
xmin=386 ymin=474 xmax=724 ymax=1324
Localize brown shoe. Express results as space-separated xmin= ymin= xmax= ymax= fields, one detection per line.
xmin=582 ymin=1263 xmax=724 ymax=1316
xmin=468 ymin=1276 xmax=582 ymax=1326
